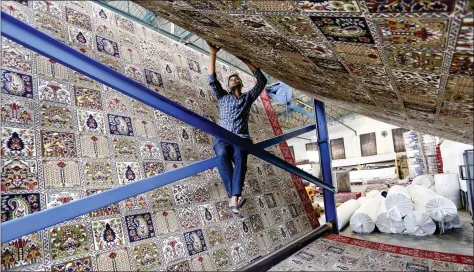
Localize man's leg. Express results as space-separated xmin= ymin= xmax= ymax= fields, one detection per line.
xmin=213 ymin=139 xmax=234 ymax=197
xmin=231 ymin=141 xmax=250 ymax=200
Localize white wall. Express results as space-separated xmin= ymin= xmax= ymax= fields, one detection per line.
xmin=289 ymin=138 xmax=320 ymax=163
xmin=287 ymin=116 xmax=400 ymax=168
xmin=440 ymin=140 xmax=474 ymax=192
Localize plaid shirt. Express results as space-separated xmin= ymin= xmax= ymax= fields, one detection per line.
xmin=209 ymin=69 xmax=267 ymax=138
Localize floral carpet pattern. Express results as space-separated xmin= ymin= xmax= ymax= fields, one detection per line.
xmin=272 ymin=234 xmax=474 ymax=271
xmin=137 ymin=0 xmax=474 ymax=144
xmin=0 ymin=1 xmax=316 ymax=271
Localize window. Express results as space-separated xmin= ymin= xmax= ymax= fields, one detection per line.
xmin=360 ymin=132 xmax=377 ymax=157
xmin=305 ymin=142 xmax=318 ymax=151
xmin=330 ymin=138 xmax=346 ymax=160
xmin=392 ymin=128 xmax=409 ymax=153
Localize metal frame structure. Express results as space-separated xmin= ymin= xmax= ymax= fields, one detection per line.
xmin=314 ymin=100 xmax=339 ymax=232
xmin=240 ymin=222 xmax=332 ymax=271
xmin=267 ymin=91 xmax=357 ymax=135
xmin=1 ymin=12 xmax=338 ymax=243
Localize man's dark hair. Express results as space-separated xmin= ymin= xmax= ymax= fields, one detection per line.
xmin=228 ymin=73 xmax=243 ymax=87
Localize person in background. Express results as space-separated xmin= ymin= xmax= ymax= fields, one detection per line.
xmin=207 ymin=42 xmax=267 ymax=216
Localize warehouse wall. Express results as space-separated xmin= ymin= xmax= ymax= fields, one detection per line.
xmin=0 ymin=1 xmax=314 ymax=271
xmin=288 ymin=116 xmax=399 ymax=167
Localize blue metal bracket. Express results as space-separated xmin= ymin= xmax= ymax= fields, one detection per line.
xmin=314 ymin=100 xmax=339 ymax=233
xmin=1 ymin=12 xmax=332 ymax=193
xmin=1 ymin=121 xmax=316 ymax=243
xmin=255 ymin=124 xmax=316 ymax=149
xmin=1 ymin=158 xmax=216 ymax=243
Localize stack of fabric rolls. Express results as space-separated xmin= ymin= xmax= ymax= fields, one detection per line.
xmin=348 ymin=186 xmax=461 ymax=236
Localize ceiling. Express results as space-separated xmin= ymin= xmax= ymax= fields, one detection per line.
xmin=134 ymin=0 xmax=473 ymax=144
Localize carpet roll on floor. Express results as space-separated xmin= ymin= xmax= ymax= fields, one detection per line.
xmin=376 ymin=198 xmax=405 ymax=234
xmin=319 ymin=199 xmax=360 ymax=231
xmin=385 ymin=185 xmax=413 ymax=221
xmin=366 ymin=190 xmax=380 ymax=198
xmin=403 ymin=210 xmax=437 ymax=236
xmin=451 ymin=214 xmax=462 ymax=228
xmin=350 ymin=197 xmax=382 ymax=233
xmin=406 ymin=184 xmax=457 ymax=222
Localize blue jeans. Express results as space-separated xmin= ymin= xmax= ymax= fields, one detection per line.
xmin=213 ymin=138 xmax=251 ymax=197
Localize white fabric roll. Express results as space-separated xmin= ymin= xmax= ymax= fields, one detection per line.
xmin=366 ymin=190 xmax=380 ymax=198
xmin=403 ymin=211 xmax=436 ymax=236
xmin=406 ymin=185 xmax=457 ymax=222
xmin=357 ymin=197 xmax=367 ymax=204
xmin=451 ymin=214 xmax=462 ymax=228
xmin=412 ymin=175 xmax=433 ymax=188
xmin=350 ymin=197 xmax=382 ymax=233
xmin=444 ymin=221 xmax=454 ymax=230
xmin=434 ymin=174 xmax=462 ymax=208
xmin=375 ymin=199 xmax=405 ymax=234
xmin=319 ymin=199 xmax=360 ymax=231
xmin=385 ymin=185 xmax=413 ymax=221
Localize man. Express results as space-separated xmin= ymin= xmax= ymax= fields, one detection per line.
xmin=207 ymin=42 xmax=267 ymax=216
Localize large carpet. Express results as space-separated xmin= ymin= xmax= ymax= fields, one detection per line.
xmin=271 ymin=234 xmax=473 ymax=271
xmin=137 ymin=0 xmax=473 ymax=144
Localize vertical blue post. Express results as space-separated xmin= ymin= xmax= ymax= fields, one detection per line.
xmin=314 ymin=99 xmax=339 ymax=233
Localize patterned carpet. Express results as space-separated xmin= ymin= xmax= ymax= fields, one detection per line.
xmin=137 ymin=0 xmax=474 ymax=144
xmin=271 ymin=234 xmax=474 ymax=271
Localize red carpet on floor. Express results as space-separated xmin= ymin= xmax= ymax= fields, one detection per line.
xmin=325 ymin=234 xmax=474 ymax=265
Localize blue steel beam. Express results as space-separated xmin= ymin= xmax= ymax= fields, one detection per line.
xmin=1 ymin=158 xmax=216 ymax=243
xmin=1 ymin=119 xmax=316 ymax=243
xmin=314 ymin=100 xmax=339 ymax=233
xmin=255 ymin=124 xmax=316 ymax=149
xmin=1 ymin=12 xmax=332 ymax=192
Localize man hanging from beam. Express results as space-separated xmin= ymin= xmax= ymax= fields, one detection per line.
xmin=207 ymin=42 xmax=267 ymax=217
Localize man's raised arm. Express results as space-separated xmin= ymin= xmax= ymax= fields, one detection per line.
xmin=207 ymin=42 xmax=226 ymax=99
xmin=239 ymin=57 xmax=267 ymax=102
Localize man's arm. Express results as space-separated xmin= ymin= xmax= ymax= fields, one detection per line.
xmin=207 ymin=42 xmax=226 ymax=99
xmin=240 ymin=57 xmax=267 ymax=102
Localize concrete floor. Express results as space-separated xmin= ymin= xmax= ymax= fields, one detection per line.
xmin=340 ymin=210 xmax=474 ymax=256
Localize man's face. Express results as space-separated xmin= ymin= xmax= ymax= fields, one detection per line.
xmin=228 ymin=76 xmax=242 ymax=90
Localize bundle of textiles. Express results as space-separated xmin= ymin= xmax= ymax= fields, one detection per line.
xmin=349 ymin=185 xmax=460 ymax=236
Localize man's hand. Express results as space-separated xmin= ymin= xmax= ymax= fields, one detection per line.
xmin=207 ymin=41 xmax=219 ymax=75
xmin=237 ymin=56 xmax=258 ymax=73
xmin=237 ymin=56 xmax=250 ymax=65
xmin=207 ymin=42 xmax=220 ymax=55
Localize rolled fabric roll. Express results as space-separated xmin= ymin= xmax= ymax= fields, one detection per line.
xmin=403 ymin=211 xmax=436 ymax=236
xmin=319 ymin=199 xmax=360 ymax=231
xmin=412 ymin=175 xmax=433 ymax=188
xmin=451 ymin=214 xmax=462 ymax=228
xmin=434 ymin=174 xmax=462 ymax=209
xmin=376 ymin=199 xmax=405 ymax=234
xmin=350 ymin=197 xmax=382 ymax=233
xmin=357 ymin=196 xmax=367 ymax=205
xmin=406 ymin=185 xmax=457 ymax=222
xmin=444 ymin=221 xmax=454 ymax=230
xmin=366 ymin=190 xmax=380 ymax=198
xmin=385 ymin=185 xmax=413 ymax=221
